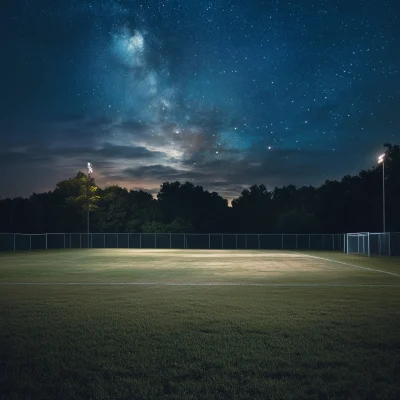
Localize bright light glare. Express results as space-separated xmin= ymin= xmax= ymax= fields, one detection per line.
xmin=378 ymin=154 xmax=385 ymax=163
xmin=87 ymin=162 xmax=93 ymax=174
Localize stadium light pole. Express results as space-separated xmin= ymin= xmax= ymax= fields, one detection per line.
xmin=378 ymin=154 xmax=385 ymax=232
xmin=87 ymin=162 xmax=93 ymax=240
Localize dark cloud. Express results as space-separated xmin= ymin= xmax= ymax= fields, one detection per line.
xmin=0 ymin=143 xmax=166 ymax=166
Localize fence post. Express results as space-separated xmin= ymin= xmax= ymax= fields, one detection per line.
xmin=45 ymin=233 xmax=48 ymax=250
xmin=222 ymin=234 xmax=224 ymax=249
xmin=30 ymin=234 xmax=31 ymax=251
xmin=184 ymin=233 xmax=186 ymax=249
xmin=80 ymin=233 xmax=81 ymax=248
xmin=322 ymin=234 xmax=324 ymax=250
xmin=14 ymin=233 xmax=16 ymax=252
xmin=64 ymin=233 xmax=66 ymax=249
xmin=209 ymin=234 xmax=211 ymax=249
xmin=236 ymin=234 xmax=238 ymax=250
xmin=170 ymin=233 xmax=171 ymax=249
xmin=155 ymin=233 xmax=157 ymax=249
xmin=282 ymin=234 xmax=284 ymax=250
xmin=258 ymin=234 xmax=260 ymax=249
xmin=128 ymin=233 xmax=130 ymax=249
xmin=117 ymin=233 xmax=119 ymax=249
xmin=140 ymin=233 xmax=142 ymax=248
xmin=245 ymin=234 xmax=247 ymax=249
xmin=296 ymin=234 xmax=298 ymax=249
xmin=309 ymin=234 xmax=311 ymax=249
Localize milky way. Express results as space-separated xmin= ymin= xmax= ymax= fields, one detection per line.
xmin=1 ymin=0 xmax=399 ymax=199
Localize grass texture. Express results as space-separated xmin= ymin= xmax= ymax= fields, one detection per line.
xmin=0 ymin=250 xmax=399 ymax=400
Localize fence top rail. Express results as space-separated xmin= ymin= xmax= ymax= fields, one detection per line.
xmin=0 ymin=232 xmax=372 ymax=236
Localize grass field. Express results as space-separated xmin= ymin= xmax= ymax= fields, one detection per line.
xmin=0 ymin=250 xmax=399 ymax=400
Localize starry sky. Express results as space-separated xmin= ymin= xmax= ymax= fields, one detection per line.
xmin=1 ymin=0 xmax=399 ymax=200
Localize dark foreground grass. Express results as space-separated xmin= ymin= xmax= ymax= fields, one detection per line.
xmin=0 ymin=250 xmax=399 ymax=399
xmin=1 ymin=285 xmax=400 ymax=400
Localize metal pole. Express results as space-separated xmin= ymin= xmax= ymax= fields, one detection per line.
xmin=209 ymin=234 xmax=211 ymax=249
xmin=155 ymin=233 xmax=157 ymax=249
xmin=282 ymin=234 xmax=284 ymax=250
xmin=128 ymin=233 xmax=130 ymax=249
xmin=117 ymin=233 xmax=119 ymax=248
xmin=14 ymin=233 xmax=16 ymax=251
xmin=382 ymin=161 xmax=386 ymax=232
xmin=309 ymin=234 xmax=311 ymax=249
xmin=104 ymin=234 xmax=106 ymax=248
xmin=64 ymin=233 xmax=66 ymax=249
xmin=46 ymin=233 xmax=48 ymax=250
xmin=140 ymin=233 xmax=142 ymax=248
xmin=30 ymin=234 xmax=31 ymax=251
xmin=87 ymin=173 xmax=90 ymax=238
xmin=296 ymin=234 xmax=298 ymax=249
xmin=236 ymin=234 xmax=237 ymax=250
xmin=378 ymin=234 xmax=381 ymax=256
xmin=80 ymin=233 xmax=81 ymax=248
xmin=170 ymin=233 xmax=171 ymax=249
xmin=258 ymin=234 xmax=260 ymax=249
xmin=222 ymin=234 xmax=224 ymax=249
xmin=245 ymin=234 xmax=247 ymax=249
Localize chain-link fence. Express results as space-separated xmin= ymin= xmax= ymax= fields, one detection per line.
xmin=0 ymin=233 xmax=347 ymax=252
xmin=390 ymin=232 xmax=400 ymax=256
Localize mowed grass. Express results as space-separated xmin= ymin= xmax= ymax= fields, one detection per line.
xmin=0 ymin=250 xmax=399 ymax=400
xmin=0 ymin=249 xmax=399 ymax=285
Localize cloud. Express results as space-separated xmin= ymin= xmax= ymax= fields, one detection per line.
xmin=0 ymin=141 xmax=167 ymax=167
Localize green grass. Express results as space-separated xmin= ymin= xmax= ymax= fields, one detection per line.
xmin=0 ymin=250 xmax=399 ymax=400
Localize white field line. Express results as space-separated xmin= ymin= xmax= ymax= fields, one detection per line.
xmin=0 ymin=282 xmax=399 ymax=287
xmin=291 ymin=252 xmax=400 ymax=278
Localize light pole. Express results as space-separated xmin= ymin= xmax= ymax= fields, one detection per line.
xmin=378 ymin=154 xmax=385 ymax=232
xmin=87 ymin=162 xmax=93 ymax=245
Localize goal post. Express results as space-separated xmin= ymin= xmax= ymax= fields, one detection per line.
xmin=347 ymin=232 xmax=370 ymax=256
xmin=346 ymin=232 xmax=391 ymax=257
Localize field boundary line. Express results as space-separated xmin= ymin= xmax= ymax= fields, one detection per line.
xmin=290 ymin=252 xmax=400 ymax=278
xmin=0 ymin=282 xmax=400 ymax=287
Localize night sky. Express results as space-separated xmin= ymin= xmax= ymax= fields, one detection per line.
xmin=1 ymin=0 xmax=399 ymax=200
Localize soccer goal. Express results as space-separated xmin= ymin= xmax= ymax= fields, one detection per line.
xmin=347 ymin=232 xmax=370 ymax=256
xmin=346 ymin=232 xmax=391 ymax=257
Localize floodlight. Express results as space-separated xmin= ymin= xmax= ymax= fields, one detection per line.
xmin=87 ymin=162 xmax=93 ymax=174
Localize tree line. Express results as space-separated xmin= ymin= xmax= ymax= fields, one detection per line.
xmin=0 ymin=144 xmax=398 ymax=234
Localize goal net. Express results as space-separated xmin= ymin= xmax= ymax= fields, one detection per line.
xmin=346 ymin=232 xmax=391 ymax=257
xmin=347 ymin=232 xmax=370 ymax=256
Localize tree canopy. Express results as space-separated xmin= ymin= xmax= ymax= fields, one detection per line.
xmin=0 ymin=144 xmax=398 ymax=234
